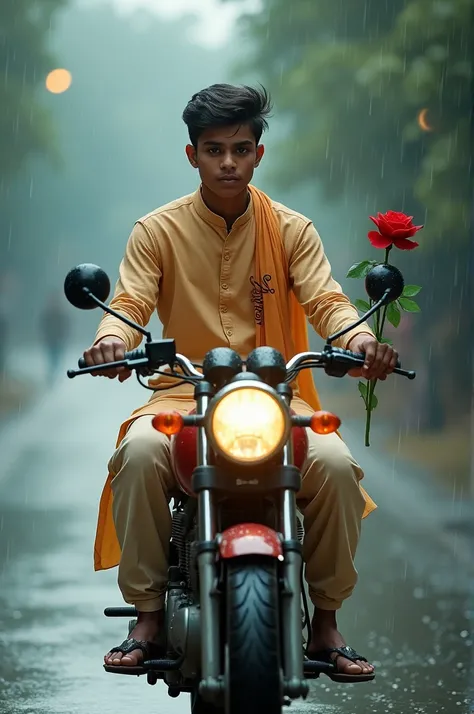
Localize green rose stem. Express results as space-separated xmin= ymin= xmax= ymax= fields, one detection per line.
xmin=364 ymin=245 xmax=392 ymax=447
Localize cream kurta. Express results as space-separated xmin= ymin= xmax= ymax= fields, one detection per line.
xmin=92 ymin=189 xmax=376 ymax=571
xmin=95 ymin=189 xmax=372 ymax=364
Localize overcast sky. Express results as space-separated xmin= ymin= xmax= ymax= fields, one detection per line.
xmin=77 ymin=0 xmax=261 ymax=47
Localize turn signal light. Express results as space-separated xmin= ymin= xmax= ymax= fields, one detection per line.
xmin=152 ymin=411 xmax=184 ymax=435
xmin=310 ymin=411 xmax=341 ymax=435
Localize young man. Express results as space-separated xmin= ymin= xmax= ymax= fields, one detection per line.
xmin=84 ymin=84 xmax=398 ymax=680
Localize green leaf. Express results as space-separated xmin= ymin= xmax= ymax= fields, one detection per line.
xmin=380 ymin=337 xmax=393 ymax=345
xmin=398 ymin=297 xmax=421 ymax=313
xmin=402 ymin=284 xmax=422 ymax=297
xmin=354 ymin=298 xmax=370 ymax=313
xmin=367 ymin=392 xmax=379 ymax=410
xmin=347 ymin=260 xmax=375 ymax=279
xmin=358 ymin=381 xmax=368 ymax=404
xmin=386 ymin=302 xmax=401 ymax=328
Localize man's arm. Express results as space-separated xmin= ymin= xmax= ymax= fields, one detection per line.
xmin=94 ymin=220 xmax=162 ymax=351
xmin=289 ymin=221 xmax=374 ymax=348
xmin=290 ymin=222 xmax=399 ymax=380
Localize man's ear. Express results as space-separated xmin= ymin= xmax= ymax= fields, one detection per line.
xmin=185 ymin=144 xmax=198 ymax=168
xmin=255 ymin=144 xmax=265 ymax=168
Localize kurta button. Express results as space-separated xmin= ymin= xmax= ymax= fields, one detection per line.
xmin=222 ymin=283 xmax=228 ymax=290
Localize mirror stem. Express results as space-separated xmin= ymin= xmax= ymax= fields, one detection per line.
xmin=326 ymin=289 xmax=391 ymax=346
xmin=82 ymin=288 xmax=151 ymax=341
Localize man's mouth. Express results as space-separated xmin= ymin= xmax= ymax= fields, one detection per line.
xmin=219 ymin=176 xmax=240 ymax=182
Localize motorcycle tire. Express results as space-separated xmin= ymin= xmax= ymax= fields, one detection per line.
xmin=190 ymin=689 xmax=223 ymax=714
xmin=225 ymin=556 xmax=282 ymax=714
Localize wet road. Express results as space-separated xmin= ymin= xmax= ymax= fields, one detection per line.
xmin=0 ymin=349 xmax=472 ymax=714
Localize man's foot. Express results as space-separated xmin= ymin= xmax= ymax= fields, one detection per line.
xmin=307 ymin=608 xmax=374 ymax=676
xmin=104 ymin=610 xmax=164 ymax=667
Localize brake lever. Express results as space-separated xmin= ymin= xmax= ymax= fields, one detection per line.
xmin=67 ymin=357 xmax=150 ymax=379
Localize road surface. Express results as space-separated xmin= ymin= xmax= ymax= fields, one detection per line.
xmin=0 ymin=348 xmax=472 ymax=713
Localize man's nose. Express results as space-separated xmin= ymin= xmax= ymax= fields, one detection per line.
xmin=220 ymin=152 xmax=236 ymax=170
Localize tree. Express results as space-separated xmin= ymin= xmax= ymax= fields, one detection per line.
xmin=226 ymin=0 xmax=471 ymax=245
xmin=226 ymin=0 xmax=473 ymax=425
xmin=0 ymin=0 xmax=67 ymax=183
xmin=0 ymin=3 xmax=233 ymax=344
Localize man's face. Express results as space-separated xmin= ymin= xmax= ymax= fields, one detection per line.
xmin=186 ymin=123 xmax=264 ymax=198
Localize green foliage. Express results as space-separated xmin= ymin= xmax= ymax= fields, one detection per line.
xmin=347 ymin=260 xmax=377 ymax=278
xmin=0 ymin=0 xmax=67 ymax=182
xmin=402 ymin=284 xmax=421 ymax=297
xmin=227 ymin=0 xmax=472 ymax=248
xmin=354 ymin=298 xmax=370 ymax=313
xmin=386 ymin=301 xmax=401 ymax=328
xmin=398 ymin=296 xmax=421 ymax=312
xmin=358 ymin=380 xmax=378 ymax=410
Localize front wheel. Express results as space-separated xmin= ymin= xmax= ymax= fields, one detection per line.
xmin=225 ymin=556 xmax=282 ymax=714
xmin=190 ymin=689 xmax=223 ymax=714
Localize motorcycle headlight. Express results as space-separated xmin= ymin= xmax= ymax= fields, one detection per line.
xmin=206 ymin=381 xmax=289 ymax=465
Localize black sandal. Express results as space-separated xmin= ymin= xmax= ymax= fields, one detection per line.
xmin=104 ymin=638 xmax=163 ymax=675
xmin=306 ymin=645 xmax=375 ymax=683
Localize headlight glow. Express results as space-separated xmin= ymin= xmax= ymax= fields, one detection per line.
xmin=208 ymin=384 xmax=288 ymax=464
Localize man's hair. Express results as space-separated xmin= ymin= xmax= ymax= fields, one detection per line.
xmin=182 ymin=83 xmax=272 ymax=147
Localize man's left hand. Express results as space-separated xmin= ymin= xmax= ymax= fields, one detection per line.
xmin=346 ymin=333 xmax=398 ymax=381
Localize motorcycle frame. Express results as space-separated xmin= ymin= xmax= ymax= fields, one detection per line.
xmin=193 ymin=380 xmax=308 ymax=702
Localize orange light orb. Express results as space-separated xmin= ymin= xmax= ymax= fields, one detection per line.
xmin=46 ymin=69 xmax=72 ymax=94
xmin=417 ymin=108 xmax=433 ymax=132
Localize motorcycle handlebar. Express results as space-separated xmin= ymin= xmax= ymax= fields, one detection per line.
xmin=72 ymin=349 xmax=202 ymax=379
xmin=72 ymin=347 xmax=416 ymax=381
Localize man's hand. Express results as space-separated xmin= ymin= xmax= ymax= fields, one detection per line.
xmin=83 ymin=337 xmax=131 ymax=382
xmin=346 ymin=333 xmax=398 ymax=381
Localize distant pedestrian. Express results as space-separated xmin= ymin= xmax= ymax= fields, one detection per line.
xmin=40 ymin=293 xmax=70 ymax=384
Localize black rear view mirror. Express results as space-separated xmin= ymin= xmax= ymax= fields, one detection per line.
xmin=64 ymin=264 xmax=111 ymax=310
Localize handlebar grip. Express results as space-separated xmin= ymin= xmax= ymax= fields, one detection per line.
xmin=348 ymin=350 xmax=401 ymax=369
xmin=347 ymin=350 xmax=415 ymax=379
xmin=77 ymin=347 xmax=146 ymax=369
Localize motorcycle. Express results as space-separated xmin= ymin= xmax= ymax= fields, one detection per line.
xmin=64 ymin=263 xmax=415 ymax=714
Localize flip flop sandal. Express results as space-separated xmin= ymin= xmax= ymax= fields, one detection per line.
xmin=306 ymin=645 xmax=375 ymax=683
xmin=104 ymin=638 xmax=163 ymax=675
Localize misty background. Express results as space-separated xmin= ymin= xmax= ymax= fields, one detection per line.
xmin=0 ymin=2 xmax=472 ymax=712
xmin=1 ymin=0 xmax=471 ymax=491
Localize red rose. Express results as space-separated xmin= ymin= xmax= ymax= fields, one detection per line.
xmin=368 ymin=210 xmax=423 ymax=250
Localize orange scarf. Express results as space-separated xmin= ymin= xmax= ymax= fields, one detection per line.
xmin=250 ymin=185 xmax=375 ymax=518
xmin=251 ymin=185 xmax=321 ymax=409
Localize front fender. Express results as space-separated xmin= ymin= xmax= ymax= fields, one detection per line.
xmin=218 ymin=523 xmax=283 ymax=559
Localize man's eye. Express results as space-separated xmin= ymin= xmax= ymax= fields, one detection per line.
xmin=237 ymin=148 xmax=249 ymax=154
xmin=208 ymin=147 xmax=220 ymax=154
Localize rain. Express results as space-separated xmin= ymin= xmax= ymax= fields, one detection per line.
xmin=0 ymin=0 xmax=472 ymax=712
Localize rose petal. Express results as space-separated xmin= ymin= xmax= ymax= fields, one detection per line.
xmin=376 ymin=215 xmax=397 ymax=238
xmin=388 ymin=217 xmax=412 ymax=229
xmin=389 ymin=226 xmax=419 ymax=238
xmin=369 ymin=215 xmax=381 ymax=229
xmin=384 ymin=211 xmax=415 ymax=230
xmin=393 ymin=237 xmax=419 ymax=250
xmin=368 ymin=231 xmax=393 ymax=249
xmin=386 ymin=210 xmax=412 ymax=225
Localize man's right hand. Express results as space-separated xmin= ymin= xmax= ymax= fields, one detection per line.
xmin=83 ymin=337 xmax=131 ymax=382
